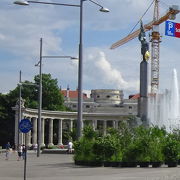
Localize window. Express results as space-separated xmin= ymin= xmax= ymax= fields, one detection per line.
xmin=73 ymin=105 xmax=76 ymax=108
xmin=106 ymin=95 xmax=110 ymax=98
xmin=86 ymin=105 xmax=90 ymax=108
xmin=129 ymin=106 xmax=132 ymax=109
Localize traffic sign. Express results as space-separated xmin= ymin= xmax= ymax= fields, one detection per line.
xmin=19 ymin=119 xmax=32 ymax=133
xmin=165 ymin=21 xmax=180 ymax=38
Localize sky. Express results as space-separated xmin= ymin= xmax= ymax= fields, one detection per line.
xmin=1 ymin=0 xmax=180 ymax=98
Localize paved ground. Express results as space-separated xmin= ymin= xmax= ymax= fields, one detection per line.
xmin=0 ymin=151 xmax=180 ymax=180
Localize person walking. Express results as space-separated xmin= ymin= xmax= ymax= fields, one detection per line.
xmin=22 ymin=144 xmax=26 ymax=160
xmin=5 ymin=142 xmax=11 ymax=160
xmin=17 ymin=144 xmax=23 ymax=161
xmin=67 ymin=141 xmax=73 ymax=154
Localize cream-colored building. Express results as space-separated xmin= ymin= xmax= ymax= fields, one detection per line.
xmin=13 ymin=89 xmax=138 ymax=147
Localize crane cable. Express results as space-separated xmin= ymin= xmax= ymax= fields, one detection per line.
xmin=128 ymin=0 xmax=155 ymax=35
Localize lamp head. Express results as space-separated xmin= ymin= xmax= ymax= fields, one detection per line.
xmin=14 ymin=0 xmax=29 ymax=5
xmin=70 ymin=57 xmax=78 ymax=60
xmin=99 ymin=7 xmax=109 ymax=13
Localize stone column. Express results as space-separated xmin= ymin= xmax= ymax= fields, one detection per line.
xmin=58 ymin=119 xmax=63 ymax=145
xmin=103 ymin=120 xmax=107 ymax=136
xmin=41 ymin=118 xmax=45 ymax=146
xmin=20 ymin=114 xmax=25 ymax=145
xmin=112 ymin=120 xmax=116 ymax=129
xmin=26 ymin=117 xmax=32 ymax=147
xmin=25 ymin=131 xmax=31 ymax=147
xmin=14 ymin=110 xmax=19 ymax=148
xmin=69 ymin=119 xmax=73 ymax=132
xmin=92 ymin=119 xmax=97 ymax=131
xmin=32 ymin=117 xmax=37 ymax=146
xmin=48 ymin=118 xmax=54 ymax=146
xmin=115 ymin=120 xmax=119 ymax=129
xmin=23 ymin=117 xmax=32 ymax=147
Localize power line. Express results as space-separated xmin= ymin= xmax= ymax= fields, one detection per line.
xmin=128 ymin=0 xmax=155 ymax=35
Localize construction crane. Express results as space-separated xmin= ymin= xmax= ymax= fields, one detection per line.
xmin=110 ymin=0 xmax=179 ymax=94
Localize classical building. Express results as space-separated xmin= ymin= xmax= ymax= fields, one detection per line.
xmin=13 ymin=89 xmax=139 ymax=147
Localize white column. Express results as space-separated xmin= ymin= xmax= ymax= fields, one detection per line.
xmin=14 ymin=110 xmax=19 ymax=148
xmin=112 ymin=120 xmax=116 ymax=129
xmin=26 ymin=117 xmax=32 ymax=147
xmin=103 ymin=120 xmax=107 ymax=136
xmin=48 ymin=118 xmax=54 ymax=146
xmin=92 ymin=119 xmax=97 ymax=131
xmin=69 ymin=119 xmax=73 ymax=132
xmin=20 ymin=114 xmax=25 ymax=145
xmin=115 ymin=120 xmax=119 ymax=129
xmin=32 ymin=117 xmax=37 ymax=145
xmin=58 ymin=119 xmax=63 ymax=145
xmin=41 ymin=118 xmax=45 ymax=146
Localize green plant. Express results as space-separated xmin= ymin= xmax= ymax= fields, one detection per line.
xmin=149 ymin=126 xmax=165 ymax=162
xmin=83 ymin=126 xmax=97 ymax=140
xmin=163 ymin=134 xmax=180 ymax=162
xmin=122 ymin=143 xmax=139 ymax=162
xmin=74 ymin=127 xmax=97 ymax=162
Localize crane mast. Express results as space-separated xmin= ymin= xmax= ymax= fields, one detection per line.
xmin=110 ymin=1 xmax=179 ymax=94
xmin=151 ymin=0 xmax=161 ymax=94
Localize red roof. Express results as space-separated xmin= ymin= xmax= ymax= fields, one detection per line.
xmin=129 ymin=93 xmax=157 ymax=99
xmin=129 ymin=94 xmax=140 ymax=99
xmin=61 ymin=90 xmax=87 ymax=99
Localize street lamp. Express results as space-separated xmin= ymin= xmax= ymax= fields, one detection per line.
xmin=35 ymin=38 xmax=78 ymax=157
xmin=17 ymin=71 xmax=39 ymax=149
xmin=14 ymin=0 xmax=109 ymax=139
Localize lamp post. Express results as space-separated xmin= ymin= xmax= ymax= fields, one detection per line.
xmin=17 ymin=70 xmax=22 ymax=149
xmin=14 ymin=0 xmax=109 ymax=139
xmin=35 ymin=37 xmax=78 ymax=156
xmin=17 ymin=71 xmax=39 ymax=149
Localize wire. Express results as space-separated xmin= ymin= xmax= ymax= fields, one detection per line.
xmin=128 ymin=0 xmax=155 ymax=35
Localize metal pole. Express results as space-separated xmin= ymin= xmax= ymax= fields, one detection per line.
xmin=37 ymin=38 xmax=42 ymax=157
xmin=24 ymin=134 xmax=27 ymax=180
xmin=77 ymin=0 xmax=84 ymax=139
xmin=18 ymin=70 xmax=22 ymax=147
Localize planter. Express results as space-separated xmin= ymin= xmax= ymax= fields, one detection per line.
xmin=75 ymin=160 xmax=103 ymax=166
xmin=167 ymin=162 xmax=178 ymax=167
xmin=121 ymin=162 xmax=137 ymax=167
xmin=138 ymin=162 xmax=150 ymax=168
xmin=111 ymin=162 xmax=120 ymax=167
xmin=87 ymin=161 xmax=103 ymax=167
xmin=74 ymin=160 xmax=85 ymax=165
xmin=104 ymin=161 xmax=112 ymax=167
xmin=151 ymin=162 xmax=162 ymax=168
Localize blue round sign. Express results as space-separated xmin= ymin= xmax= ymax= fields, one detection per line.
xmin=19 ymin=119 xmax=32 ymax=133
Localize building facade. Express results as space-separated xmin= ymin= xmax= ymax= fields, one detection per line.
xmin=13 ymin=89 xmax=139 ymax=147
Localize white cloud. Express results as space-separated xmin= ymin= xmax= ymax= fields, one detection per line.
xmin=0 ymin=0 xmax=180 ymax=98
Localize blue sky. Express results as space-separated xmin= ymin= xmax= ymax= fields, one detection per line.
xmin=1 ymin=0 xmax=180 ymax=98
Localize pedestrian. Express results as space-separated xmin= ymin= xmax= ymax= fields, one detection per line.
xmin=17 ymin=144 xmax=23 ymax=161
xmin=5 ymin=142 xmax=11 ymax=160
xmin=33 ymin=144 xmax=38 ymax=152
xmin=22 ymin=144 xmax=26 ymax=160
xmin=67 ymin=140 xmax=73 ymax=154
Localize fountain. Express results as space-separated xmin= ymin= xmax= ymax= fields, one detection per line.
xmin=148 ymin=69 xmax=180 ymax=131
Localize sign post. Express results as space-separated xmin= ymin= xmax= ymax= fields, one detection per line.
xmin=19 ymin=119 xmax=32 ymax=180
xmin=165 ymin=21 xmax=180 ymax=38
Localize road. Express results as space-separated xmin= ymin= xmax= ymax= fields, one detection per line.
xmin=0 ymin=151 xmax=179 ymax=180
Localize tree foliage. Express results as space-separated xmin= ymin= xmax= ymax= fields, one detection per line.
xmin=0 ymin=73 xmax=67 ymax=146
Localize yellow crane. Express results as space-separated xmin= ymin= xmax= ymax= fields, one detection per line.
xmin=111 ymin=0 xmax=179 ymax=94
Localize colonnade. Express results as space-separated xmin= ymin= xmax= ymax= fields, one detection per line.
xmin=13 ymin=107 xmax=127 ymax=147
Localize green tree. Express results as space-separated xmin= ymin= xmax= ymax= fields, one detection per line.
xmin=0 ymin=73 xmax=67 ymax=146
xmin=34 ymin=74 xmax=65 ymax=110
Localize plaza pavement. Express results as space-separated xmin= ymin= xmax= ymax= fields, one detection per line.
xmin=0 ymin=151 xmax=180 ymax=180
